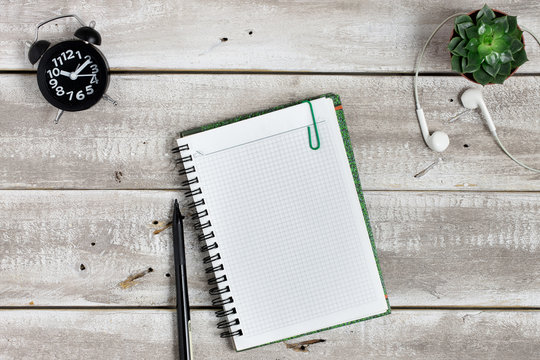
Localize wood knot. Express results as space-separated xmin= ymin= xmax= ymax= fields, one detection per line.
xmin=285 ymin=339 xmax=326 ymax=352
xmin=114 ymin=171 xmax=123 ymax=183
xmin=118 ymin=267 xmax=154 ymax=289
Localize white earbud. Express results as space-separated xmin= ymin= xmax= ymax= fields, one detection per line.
xmin=461 ymin=88 xmax=497 ymax=135
xmin=415 ymin=108 xmax=450 ymax=152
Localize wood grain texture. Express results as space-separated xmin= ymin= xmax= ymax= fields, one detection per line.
xmin=2 ymin=0 xmax=540 ymax=72
xmin=1 ymin=74 xmax=539 ymax=191
xmin=3 ymin=1 xmax=540 ymax=358
xmin=1 ymin=190 xmax=538 ymax=307
xmin=0 ymin=309 xmax=539 ymax=359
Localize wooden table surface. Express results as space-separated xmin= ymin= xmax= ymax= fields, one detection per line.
xmin=1 ymin=1 xmax=539 ymax=359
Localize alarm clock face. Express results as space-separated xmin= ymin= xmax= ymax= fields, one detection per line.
xmin=36 ymin=40 xmax=109 ymax=112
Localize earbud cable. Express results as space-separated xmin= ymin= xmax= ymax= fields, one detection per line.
xmin=492 ymin=132 xmax=540 ymax=172
xmin=415 ymin=15 xmax=540 ymax=173
xmin=414 ymin=13 xmax=466 ymax=109
xmin=492 ymin=25 xmax=540 ymax=173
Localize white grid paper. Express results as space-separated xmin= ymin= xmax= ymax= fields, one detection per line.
xmin=179 ymin=98 xmax=387 ymax=350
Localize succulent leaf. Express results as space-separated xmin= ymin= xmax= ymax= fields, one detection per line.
xmin=492 ymin=37 xmax=509 ymax=52
xmin=464 ymin=57 xmax=481 ymax=73
xmin=477 ymin=43 xmax=492 ymax=58
xmin=473 ymin=67 xmax=493 ymax=85
xmin=482 ymin=61 xmax=501 ymax=77
xmin=499 ymin=50 xmax=514 ymax=64
xmin=476 ymin=4 xmax=496 ymax=22
xmin=451 ymin=55 xmax=462 ymax=73
xmin=451 ymin=39 xmax=468 ymax=57
xmin=455 ymin=15 xmax=473 ymax=26
xmin=465 ymin=38 xmax=480 ymax=51
xmin=478 ymin=23 xmax=493 ymax=36
xmin=509 ymin=38 xmax=523 ymax=53
xmin=507 ymin=16 xmax=518 ymax=33
xmin=513 ymin=49 xmax=528 ymax=68
xmin=467 ymin=51 xmax=482 ymax=65
xmin=448 ymin=5 xmax=527 ymax=85
xmin=492 ymin=74 xmax=508 ymax=84
xmin=485 ymin=52 xmax=500 ymax=66
xmin=448 ymin=37 xmax=462 ymax=52
xmin=457 ymin=22 xmax=474 ymax=38
xmin=493 ymin=16 xmax=509 ymax=34
xmin=465 ymin=26 xmax=479 ymax=39
xmin=499 ymin=62 xmax=512 ymax=76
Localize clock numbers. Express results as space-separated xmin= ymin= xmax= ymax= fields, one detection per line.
xmin=65 ymin=89 xmax=90 ymax=101
xmin=55 ymin=86 xmax=65 ymax=96
xmin=62 ymin=50 xmax=74 ymax=61
xmin=52 ymin=50 xmax=89 ymax=67
xmin=42 ymin=43 xmax=105 ymax=106
xmin=37 ymin=40 xmax=108 ymax=111
xmin=47 ymin=68 xmax=60 ymax=78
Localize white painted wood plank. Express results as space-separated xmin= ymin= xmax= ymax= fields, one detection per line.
xmin=2 ymin=1 xmax=540 ymax=72
xmin=0 ymin=190 xmax=538 ymax=307
xmin=1 ymin=74 xmax=539 ymax=191
xmin=0 ymin=309 xmax=539 ymax=359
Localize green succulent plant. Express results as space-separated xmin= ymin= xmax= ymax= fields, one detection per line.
xmin=448 ymin=4 xmax=528 ymax=85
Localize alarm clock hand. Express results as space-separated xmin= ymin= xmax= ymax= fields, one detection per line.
xmin=59 ymin=70 xmax=72 ymax=77
xmin=70 ymin=59 xmax=92 ymax=79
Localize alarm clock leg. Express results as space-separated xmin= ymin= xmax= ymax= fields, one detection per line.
xmin=54 ymin=109 xmax=64 ymax=124
xmin=103 ymin=94 xmax=118 ymax=106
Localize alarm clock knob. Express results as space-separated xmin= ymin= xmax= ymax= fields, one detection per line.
xmin=74 ymin=26 xmax=102 ymax=45
xmin=28 ymin=40 xmax=51 ymax=65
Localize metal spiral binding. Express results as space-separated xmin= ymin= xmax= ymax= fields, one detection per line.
xmin=215 ymin=308 xmax=236 ymax=317
xmin=209 ymin=285 xmax=230 ymax=295
xmin=198 ymin=231 xmax=215 ymax=241
xmin=192 ymin=209 xmax=209 ymax=220
xmin=205 ymin=263 xmax=224 ymax=273
xmin=212 ymin=296 xmax=234 ymax=306
xmin=217 ymin=318 xmax=239 ymax=329
xmin=194 ymin=220 xmax=211 ymax=230
xmin=201 ymin=242 xmax=218 ymax=252
xmin=221 ymin=329 xmax=243 ymax=338
xmin=173 ymin=143 xmax=243 ymax=339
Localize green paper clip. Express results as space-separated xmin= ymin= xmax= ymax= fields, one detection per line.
xmin=304 ymin=100 xmax=320 ymax=150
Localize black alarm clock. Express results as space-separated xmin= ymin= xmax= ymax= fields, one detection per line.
xmin=27 ymin=15 xmax=116 ymax=123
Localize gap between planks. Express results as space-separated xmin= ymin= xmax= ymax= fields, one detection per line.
xmin=3 ymin=69 xmax=540 ymax=76
xmin=0 ymin=69 xmax=478 ymax=76
xmin=1 ymin=306 xmax=539 ymax=311
xmin=0 ymin=188 xmax=538 ymax=193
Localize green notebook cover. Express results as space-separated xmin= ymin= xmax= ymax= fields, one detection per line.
xmin=181 ymin=93 xmax=390 ymax=351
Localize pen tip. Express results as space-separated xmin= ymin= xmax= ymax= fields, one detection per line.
xmin=173 ymin=199 xmax=184 ymax=220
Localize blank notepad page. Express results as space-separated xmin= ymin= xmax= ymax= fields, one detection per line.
xmin=177 ymin=97 xmax=388 ymax=350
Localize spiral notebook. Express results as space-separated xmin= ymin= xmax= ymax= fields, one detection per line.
xmin=174 ymin=94 xmax=390 ymax=351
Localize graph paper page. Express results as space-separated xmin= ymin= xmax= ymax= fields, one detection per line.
xmin=178 ymin=98 xmax=388 ymax=350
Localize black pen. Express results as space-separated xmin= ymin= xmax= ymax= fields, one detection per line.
xmin=173 ymin=199 xmax=193 ymax=360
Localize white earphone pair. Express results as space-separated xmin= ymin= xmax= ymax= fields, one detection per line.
xmin=414 ymin=13 xmax=540 ymax=173
xmin=417 ymin=88 xmax=494 ymax=153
